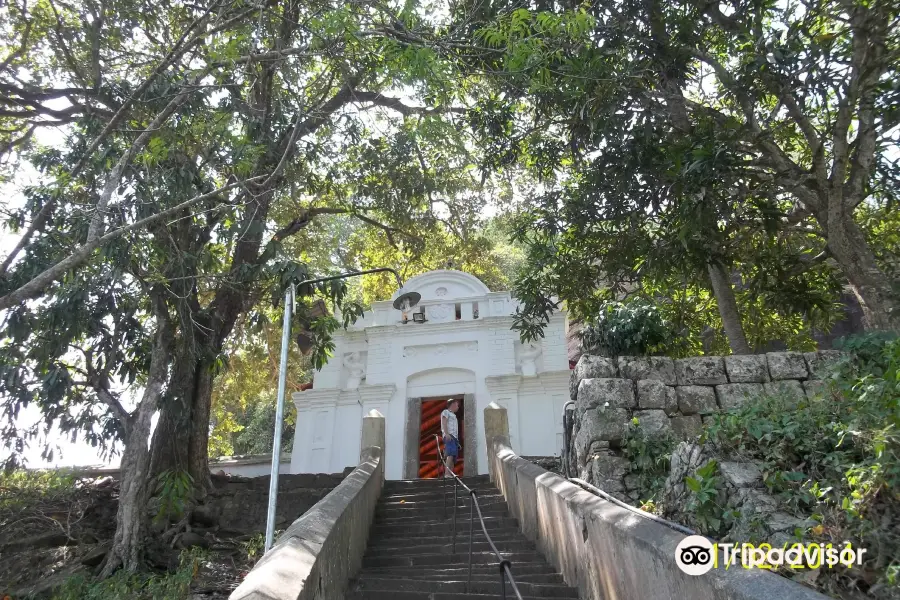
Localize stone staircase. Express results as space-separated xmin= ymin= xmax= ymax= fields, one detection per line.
xmin=347 ymin=475 xmax=579 ymax=600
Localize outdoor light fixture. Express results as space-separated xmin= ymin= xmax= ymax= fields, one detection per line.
xmin=265 ymin=267 xmax=419 ymax=553
xmin=393 ymin=286 xmax=421 ymax=325
xmin=412 ymin=311 xmax=427 ymax=323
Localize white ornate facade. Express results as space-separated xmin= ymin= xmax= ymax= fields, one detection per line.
xmin=289 ymin=270 xmax=571 ymax=480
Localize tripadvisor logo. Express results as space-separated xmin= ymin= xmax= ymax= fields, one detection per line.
xmin=675 ymin=536 xmax=715 ymax=576
xmin=675 ymin=535 xmax=869 ymax=575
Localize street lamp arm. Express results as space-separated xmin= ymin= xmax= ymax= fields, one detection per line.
xmin=297 ymin=267 xmax=404 ymax=291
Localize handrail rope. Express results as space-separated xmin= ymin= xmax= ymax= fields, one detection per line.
xmin=434 ymin=434 xmax=524 ymax=600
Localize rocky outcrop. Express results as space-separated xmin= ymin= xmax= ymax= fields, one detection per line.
xmin=662 ymin=442 xmax=814 ymax=546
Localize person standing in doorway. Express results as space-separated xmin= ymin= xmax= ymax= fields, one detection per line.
xmin=441 ymin=399 xmax=460 ymax=478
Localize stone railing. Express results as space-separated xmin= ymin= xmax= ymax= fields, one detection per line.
xmin=484 ymin=402 xmax=829 ymax=600
xmin=229 ymin=410 xmax=385 ymax=600
xmin=568 ymin=351 xmax=844 ymax=501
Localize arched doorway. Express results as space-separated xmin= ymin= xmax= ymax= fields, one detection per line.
xmin=404 ymin=368 xmax=477 ymax=479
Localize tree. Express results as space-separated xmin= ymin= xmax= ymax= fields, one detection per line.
xmin=449 ymin=0 xmax=898 ymax=341
xmin=208 ymin=314 xmax=309 ymax=459
xmin=0 ymin=0 xmax=490 ymax=575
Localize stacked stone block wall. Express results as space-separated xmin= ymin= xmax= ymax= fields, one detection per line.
xmin=568 ymin=351 xmax=844 ymax=501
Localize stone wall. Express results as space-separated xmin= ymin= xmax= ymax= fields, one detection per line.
xmin=568 ymin=351 xmax=844 ymax=501
xmin=200 ymin=473 xmax=347 ymax=534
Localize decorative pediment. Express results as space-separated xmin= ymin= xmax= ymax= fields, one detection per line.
xmin=392 ymin=269 xmax=490 ymax=303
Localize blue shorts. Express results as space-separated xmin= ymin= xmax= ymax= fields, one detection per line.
xmin=445 ymin=438 xmax=459 ymax=458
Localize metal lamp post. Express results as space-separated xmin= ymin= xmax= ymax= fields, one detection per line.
xmin=264 ymin=268 xmax=421 ymax=552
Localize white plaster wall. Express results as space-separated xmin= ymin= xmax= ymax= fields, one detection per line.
xmin=377 ymin=324 xmax=493 ymax=480
xmin=407 ymin=368 xmax=476 ymax=397
xmin=334 ymin=401 xmax=363 ymax=468
xmin=289 ymin=270 xmax=572 ymax=480
xmin=516 ymin=374 xmax=570 ymax=457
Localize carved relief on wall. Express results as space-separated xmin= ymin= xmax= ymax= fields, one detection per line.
xmin=518 ymin=343 xmax=543 ymax=377
xmin=435 ymin=286 xmax=448 ymax=297
xmin=427 ymin=303 xmax=454 ymax=322
xmin=402 ymin=341 xmax=477 ymax=359
xmin=343 ymin=351 xmax=366 ymax=389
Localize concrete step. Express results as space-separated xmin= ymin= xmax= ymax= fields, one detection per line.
xmin=357 ymin=568 xmax=565 ymax=585
xmin=368 ymin=531 xmax=525 ymax=546
xmin=382 ymin=479 xmax=493 ymax=493
xmin=375 ymin=504 xmax=508 ymax=520
xmin=362 ymin=551 xmax=542 ymax=569
xmin=356 ymin=478 xmax=577 ymax=600
xmin=351 ymin=577 xmax=578 ymax=598
xmin=365 ymin=539 xmax=534 ymax=557
xmin=374 ymin=510 xmax=510 ymax=526
xmin=370 ymin=516 xmax=519 ymax=536
xmin=357 ymin=563 xmax=560 ymax=576
xmin=378 ymin=488 xmax=502 ymax=502
xmin=346 ymin=592 xmax=566 ymax=600
xmin=385 ymin=475 xmax=492 ymax=485
xmin=381 ymin=482 xmax=499 ymax=493
xmin=377 ymin=499 xmax=504 ymax=512
xmin=375 ymin=506 xmax=508 ymax=521
xmin=379 ymin=494 xmax=506 ymax=508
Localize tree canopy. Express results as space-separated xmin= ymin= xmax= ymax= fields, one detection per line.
xmin=450 ymin=0 xmax=899 ymax=348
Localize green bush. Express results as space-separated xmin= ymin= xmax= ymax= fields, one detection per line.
xmin=0 ymin=470 xmax=76 ymax=510
xmin=579 ymin=299 xmax=674 ymax=357
xmin=621 ymin=422 xmax=676 ymax=507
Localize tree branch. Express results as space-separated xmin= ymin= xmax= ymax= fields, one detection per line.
xmin=845 ymin=11 xmax=888 ymax=209
xmin=352 ymin=212 xmax=407 ymax=247
xmin=0 ymin=5 xmax=32 ymax=72
xmin=92 ymin=384 xmax=132 ymax=432
xmin=350 ymin=90 xmax=467 ymax=116
xmin=270 ymin=207 xmax=350 ymax=242
xmin=0 ymin=175 xmax=267 ymax=311
xmin=682 ymin=59 xmax=822 ymax=214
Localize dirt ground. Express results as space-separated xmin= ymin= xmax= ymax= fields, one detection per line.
xmin=0 ymin=472 xmax=344 ymax=599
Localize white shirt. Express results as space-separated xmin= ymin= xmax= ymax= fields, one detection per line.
xmin=441 ymin=409 xmax=458 ymax=439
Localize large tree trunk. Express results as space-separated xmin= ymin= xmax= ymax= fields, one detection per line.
xmin=99 ymin=400 xmax=156 ymax=577
xmin=150 ymin=346 xmax=215 ymax=490
xmin=707 ymin=261 xmax=752 ymax=354
xmin=826 ymin=217 xmax=899 ymax=332
xmin=101 ymin=303 xmax=173 ymax=577
xmin=151 ymin=309 xmax=236 ymax=489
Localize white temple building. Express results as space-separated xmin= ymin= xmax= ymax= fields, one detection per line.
xmin=289 ymin=270 xmax=571 ymax=480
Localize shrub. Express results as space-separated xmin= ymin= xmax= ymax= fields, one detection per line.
xmin=702 ymin=333 xmax=900 ymax=597
xmin=579 ymin=299 xmax=674 ymax=357
xmin=621 ymin=421 xmax=676 ymax=508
